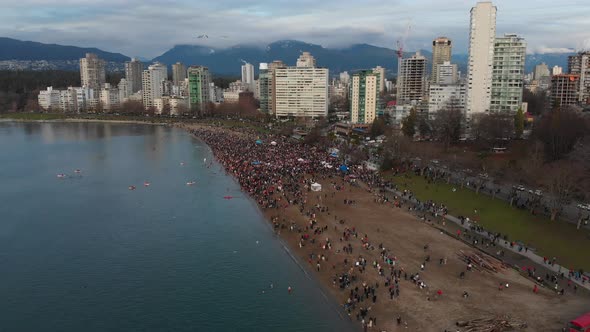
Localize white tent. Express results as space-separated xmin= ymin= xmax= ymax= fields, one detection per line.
xmin=270 ymin=141 xmax=277 ymax=146
xmin=297 ymin=158 xmax=305 ymax=162
xmin=311 ymin=183 xmax=322 ymax=192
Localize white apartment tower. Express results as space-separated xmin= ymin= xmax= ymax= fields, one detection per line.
xmin=80 ymin=53 xmax=106 ymax=90
xmin=273 ymin=54 xmax=328 ymax=118
xmin=490 ymin=34 xmax=526 ymax=113
xmin=373 ymin=66 xmax=386 ymax=93
xmin=142 ymin=62 xmax=168 ymax=108
xmin=125 ymin=58 xmax=143 ymax=93
xmin=241 ymin=62 xmax=255 ymax=85
xmin=466 ymin=2 xmax=497 ymax=116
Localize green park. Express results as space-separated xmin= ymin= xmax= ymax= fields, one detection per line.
xmin=391 ymin=173 xmax=590 ymax=271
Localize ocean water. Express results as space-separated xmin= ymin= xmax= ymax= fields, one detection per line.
xmin=0 ymin=122 xmax=354 ymax=332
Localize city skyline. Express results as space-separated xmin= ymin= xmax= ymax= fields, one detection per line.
xmin=1 ymin=0 xmax=589 ymax=58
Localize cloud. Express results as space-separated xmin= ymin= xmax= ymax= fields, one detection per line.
xmin=529 ymin=46 xmax=575 ymax=54
xmin=0 ymin=0 xmax=588 ymax=58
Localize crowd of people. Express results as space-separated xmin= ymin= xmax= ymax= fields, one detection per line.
xmin=185 ymin=122 xmax=586 ymax=331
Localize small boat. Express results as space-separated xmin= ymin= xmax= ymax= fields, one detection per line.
xmin=128 ymin=186 xmax=136 ymax=190
xmin=57 ymin=174 xmax=66 ymax=178
xmin=223 ymin=196 xmax=234 ymax=200
xmin=74 ymin=169 xmax=81 ymax=174
xmin=186 ymin=181 xmax=196 ymax=186
xmin=144 ymin=182 xmax=151 ymax=187
xmin=180 ymin=162 xmax=186 ymax=166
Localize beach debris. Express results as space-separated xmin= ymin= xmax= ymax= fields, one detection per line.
xmin=456 ymin=315 xmax=527 ymax=331
xmin=457 ymin=250 xmax=506 ymax=273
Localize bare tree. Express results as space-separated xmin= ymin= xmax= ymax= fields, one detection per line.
xmin=473 ymin=113 xmax=514 ymax=148
xmin=534 ymin=106 xmax=587 ymax=161
xmin=543 ymin=162 xmax=579 ymax=221
xmin=431 ymin=98 xmax=463 ymax=151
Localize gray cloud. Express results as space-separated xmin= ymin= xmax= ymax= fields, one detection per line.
xmin=0 ymin=0 xmax=588 ymax=58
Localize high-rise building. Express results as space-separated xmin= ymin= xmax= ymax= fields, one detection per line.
xmin=437 ymin=61 xmax=458 ymax=85
xmin=550 ymin=74 xmax=580 ymax=107
xmin=397 ymin=51 xmax=428 ymax=104
xmin=258 ymin=63 xmax=271 ymax=113
xmin=241 ymin=62 xmax=255 ymax=85
xmin=350 ymin=70 xmax=380 ymax=124
xmin=552 ymin=65 xmax=563 ymax=76
xmin=99 ymin=83 xmax=120 ymax=112
xmin=141 ymin=62 xmax=168 ymax=108
xmin=118 ymin=78 xmax=131 ymax=103
xmin=274 ymin=58 xmax=328 ymax=118
xmin=172 ymin=62 xmax=187 ymax=87
xmin=432 ymin=37 xmax=452 ymax=84
xmin=534 ymin=63 xmax=550 ymax=81
xmin=428 ymin=84 xmax=467 ymax=117
xmin=38 ymin=87 xmax=61 ymax=111
xmin=490 ymin=34 xmax=526 ymax=113
xmin=268 ymin=60 xmax=286 ymax=115
xmin=80 ymin=53 xmax=106 ymax=90
xmin=339 ymin=71 xmax=350 ymax=85
xmin=372 ymin=66 xmax=386 ymax=93
xmin=296 ymin=52 xmax=316 ymax=68
xmin=466 ymin=2 xmax=497 ymax=116
xmin=125 ymin=58 xmax=143 ymax=93
xmin=187 ymin=66 xmax=211 ymax=111
xmin=568 ymin=51 xmax=590 ymax=104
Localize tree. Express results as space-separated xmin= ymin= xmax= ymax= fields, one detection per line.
xmin=401 ymin=109 xmax=417 ymax=137
xmin=161 ymin=103 xmax=171 ymax=116
xmin=534 ymin=106 xmax=587 ymax=161
xmin=514 ymin=107 xmax=525 ymax=139
xmin=304 ymin=126 xmax=322 ymax=145
xmin=543 ymin=162 xmax=578 ymax=221
xmin=370 ymin=116 xmax=387 ymax=138
xmin=523 ymin=89 xmax=548 ymax=115
xmin=473 ymin=113 xmax=514 ymax=147
xmin=329 ymin=95 xmax=349 ymax=113
xmin=418 ymin=117 xmax=431 ymax=137
xmin=431 ymin=99 xmax=463 ymax=151
xmin=145 ymin=106 xmax=157 ymax=116
xmin=120 ymin=100 xmax=144 ymax=115
xmin=176 ymin=103 xmax=189 ymax=117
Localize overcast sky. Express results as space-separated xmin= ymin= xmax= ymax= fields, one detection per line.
xmin=1 ymin=0 xmax=589 ymax=58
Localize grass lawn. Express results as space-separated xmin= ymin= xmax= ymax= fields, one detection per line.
xmin=390 ymin=173 xmax=590 ymax=271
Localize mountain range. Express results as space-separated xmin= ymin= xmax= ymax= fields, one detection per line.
xmin=0 ymin=37 xmax=574 ymax=77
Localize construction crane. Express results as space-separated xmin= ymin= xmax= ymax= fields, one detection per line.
xmin=396 ymin=22 xmax=412 ymax=81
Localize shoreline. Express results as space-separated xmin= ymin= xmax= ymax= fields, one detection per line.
xmin=180 ymin=122 xmax=590 ymax=331
xmin=0 ymin=118 xmax=169 ymax=125
xmin=189 ymin=127 xmax=358 ymax=331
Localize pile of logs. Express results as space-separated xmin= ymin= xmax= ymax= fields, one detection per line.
xmin=456 ymin=315 xmax=528 ymax=331
xmin=457 ymin=250 xmax=506 ymax=273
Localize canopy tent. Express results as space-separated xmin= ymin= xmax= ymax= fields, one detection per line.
xmin=339 ymin=165 xmax=349 ymax=172
xmin=252 ymin=161 xmax=262 ymax=165
xmin=297 ymin=158 xmax=305 ymax=162
xmin=311 ymin=183 xmax=322 ymax=192
xmin=270 ymin=141 xmax=277 ymax=146
xmin=255 ymin=139 xmax=263 ymax=145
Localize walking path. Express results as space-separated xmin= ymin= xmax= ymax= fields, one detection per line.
xmin=384 ymin=187 xmax=590 ymax=291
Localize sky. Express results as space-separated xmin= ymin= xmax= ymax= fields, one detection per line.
xmin=1 ymin=0 xmax=589 ymax=58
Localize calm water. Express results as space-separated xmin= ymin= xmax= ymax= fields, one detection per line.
xmin=0 ymin=122 xmax=354 ymax=332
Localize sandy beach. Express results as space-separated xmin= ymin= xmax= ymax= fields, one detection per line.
xmin=182 ymin=122 xmax=590 ymax=332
